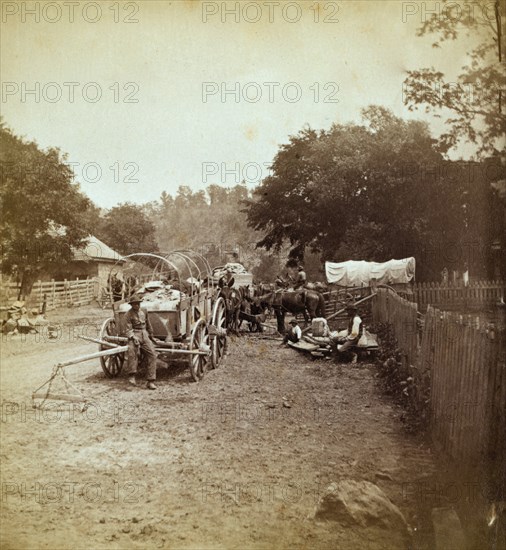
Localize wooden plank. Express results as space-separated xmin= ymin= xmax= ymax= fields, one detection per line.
xmin=287 ymin=340 xmax=319 ymax=352
xmin=450 ymin=318 xmax=462 ymax=459
xmin=457 ymin=323 xmax=472 ymax=464
xmin=56 ymin=346 xmax=129 ymax=367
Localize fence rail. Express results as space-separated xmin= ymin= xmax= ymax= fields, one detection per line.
xmin=0 ymin=278 xmax=99 ymax=311
xmin=322 ymin=287 xmax=372 ymax=318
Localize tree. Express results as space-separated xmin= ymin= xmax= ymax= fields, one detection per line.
xmin=0 ymin=123 xmax=94 ymax=295
xmin=403 ymin=0 xmax=505 ymax=159
xmin=97 ymin=203 xmax=159 ymax=256
xmin=244 ymin=106 xmax=489 ymax=280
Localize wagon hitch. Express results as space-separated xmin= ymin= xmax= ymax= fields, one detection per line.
xmin=31 ymin=345 xmax=128 ymax=409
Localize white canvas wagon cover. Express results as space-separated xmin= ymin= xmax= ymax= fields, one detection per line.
xmin=325 ymin=258 xmax=416 ymax=287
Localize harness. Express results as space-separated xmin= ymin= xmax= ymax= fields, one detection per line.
xmin=219 ymin=287 xmax=242 ymax=315
xmin=261 ymin=290 xmax=307 ymax=314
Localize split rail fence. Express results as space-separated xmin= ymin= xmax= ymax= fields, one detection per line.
xmin=0 ymin=278 xmax=99 ymax=311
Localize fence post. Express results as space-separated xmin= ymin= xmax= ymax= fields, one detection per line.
xmin=51 ymin=279 xmax=56 ymax=310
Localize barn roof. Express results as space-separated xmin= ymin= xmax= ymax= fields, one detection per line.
xmin=73 ymin=236 xmax=125 ymax=263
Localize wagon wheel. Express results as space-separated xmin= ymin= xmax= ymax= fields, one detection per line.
xmin=210 ymin=297 xmax=227 ymax=369
xmin=99 ymin=318 xmax=125 ymax=378
xmin=189 ymin=318 xmax=210 ymax=382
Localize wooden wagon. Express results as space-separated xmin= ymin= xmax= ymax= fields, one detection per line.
xmin=97 ymin=250 xmax=227 ymax=382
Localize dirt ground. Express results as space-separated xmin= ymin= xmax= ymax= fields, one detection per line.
xmin=1 ymin=305 xmax=439 ymax=550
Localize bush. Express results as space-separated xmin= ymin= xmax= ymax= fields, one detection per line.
xmin=371 ymin=322 xmax=430 ymax=433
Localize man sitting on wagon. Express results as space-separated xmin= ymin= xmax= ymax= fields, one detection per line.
xmin=293 ymin=265 xmax=307 ymax=290
xmin=125 ymin=294 xmax=158 ymax=390
xmin=333 ymin=302 xmax=362 ymax=364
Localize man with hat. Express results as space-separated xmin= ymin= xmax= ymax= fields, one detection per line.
xmin=336 ymin=301 xmax=362 ymax=363
xmin=283 ymin=317 xmax=302 ymax=344
xmin=293 ymin=265 xmax=307 ymax=290
xmin=125 ymin=294 xmax=157 ymax=389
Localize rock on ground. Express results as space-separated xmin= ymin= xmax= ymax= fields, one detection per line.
xmin=314 ymin=479 xmax=410 ymax=538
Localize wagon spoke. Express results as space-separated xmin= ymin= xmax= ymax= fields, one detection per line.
xmin=99 ymin=318 xmax=125 ymax=378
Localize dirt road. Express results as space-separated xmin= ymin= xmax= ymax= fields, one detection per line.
xmin=1 ymin=306 xmax=436 ymax=549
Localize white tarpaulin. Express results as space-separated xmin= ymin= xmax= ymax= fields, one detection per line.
xmin=325 ymin=258 xmax=416 ymax=287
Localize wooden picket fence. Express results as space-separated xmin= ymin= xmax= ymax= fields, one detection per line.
xmin=372 ymin=287 xmax=506 ymax=481
xmin=372 ymin=288 xmax=419 ymax=368
xmin=420 ymin=307 xmax=506 ymax=474
xmin=412 ymin=279 xmax=505 ymax=312
xmin=0 ymin=278 xmax=99 ymax=311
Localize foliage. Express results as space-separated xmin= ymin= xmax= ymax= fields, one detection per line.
xmin=96 ymin=203 xmax=159 ymax=256
xmin=0 ymin=122 xmax=93 ymax=293
xmin=243 ymin=106 xmax=492 ymax=280
xmin=403 ymin=0 xmax=505 ymax=160
xmin=142 ymin=183 xmax=289 ymax=281
xmin=372 ymin=322 xmax=430 ymax=433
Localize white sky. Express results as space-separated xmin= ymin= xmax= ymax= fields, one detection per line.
xmin=1 ymin=0 xmax=487 ymax=207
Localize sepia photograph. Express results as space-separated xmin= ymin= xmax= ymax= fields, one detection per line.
xmin=0 ymin=1 xmax=505 ymax=548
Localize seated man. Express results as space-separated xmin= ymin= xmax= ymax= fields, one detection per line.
xmin=293 ymin=265 xmax=307 ymax=290
xmin=336 ymin=303 xmax=362 ymax=363
xmin=125 ymin=294 xmax=158 ymax=390
xmin=275 ymin=274 xmax=287 ymax=289
xmin=283 ymin=318 xmax=302 ymax=344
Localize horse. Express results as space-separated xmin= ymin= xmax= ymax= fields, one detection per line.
xmin=239 ymin=292 xmax=267 ymax=332
xmin=306 ymin=281 xmax=329 ymax=293
xmin=217 ymin=277 xmax=247 ymax=335
xmin=254 ymin=289 xmax=325 ymax=333
xmin=124 ymin=275 xmax=139 ymax=298
xmin=108 ymin=274 xmax=124 ymax=302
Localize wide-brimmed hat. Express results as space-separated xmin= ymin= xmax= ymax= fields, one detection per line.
xmin=288 ymin=318 xmax=299 ymax=325
xmin=128 ymin=294 xmax=143 ymax=304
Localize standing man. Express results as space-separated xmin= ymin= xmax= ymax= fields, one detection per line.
xmin=125 ymin=294 xmax=157 ymax=390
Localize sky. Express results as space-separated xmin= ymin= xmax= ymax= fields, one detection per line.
xmin=1 ymin=0 xmax=488 ymax=208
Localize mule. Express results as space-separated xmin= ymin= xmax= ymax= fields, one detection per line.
xmin=255 ymin=289 xmax=325 ymax=333
xmin=217 ymin=278 xmax=245 ymax=335
xmin=239 ymin=295 xmax=267 ymax=333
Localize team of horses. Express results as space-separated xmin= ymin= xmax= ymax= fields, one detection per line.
xmin=115 ymin=272 xmax=327 ymax=335
xmin=217 ymin=278 xmax=326 ymax=335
